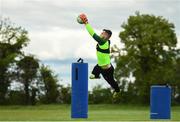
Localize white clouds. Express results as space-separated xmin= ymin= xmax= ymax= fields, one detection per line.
xmin=24 ymin=27 xmax=123 ymax=60
xmin=1 ymin=0 xmax=180 ymax=60
xmin=2 ymin=0 xmax=179 ymax=31
xmin=24 ymin=27 xmax=96 ymax=60
xmin=2 ymin=0 xmax=24 ymax=8
xmin=0 ymin=1 xmax=162 ymax=28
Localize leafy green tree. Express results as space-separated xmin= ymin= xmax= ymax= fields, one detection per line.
xmin=58 ymin=85 xmax=71 ymax=104
xmin=16 ymin=55 xmax=39 ymax=105
xmin=39 ymin=65 xmax=59 ymax=104
xmin=8 ymin=90 xmax=25 ymax=105
xmin=173 ymin=57 xmax=180 ymax=104
xmin=112 ymin=12 xmax=178 ymax=104
xmin=0 ymin=19 xmax=29 ymax=104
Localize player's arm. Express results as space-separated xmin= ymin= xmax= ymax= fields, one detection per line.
xmin=79 ymin=14 xmax=105 ymax=45
xmin=85 ymin=23 xmax=105 ymax=45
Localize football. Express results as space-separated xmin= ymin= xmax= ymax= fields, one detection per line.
xmin=77 ymin=15 xmax=84 ymax=24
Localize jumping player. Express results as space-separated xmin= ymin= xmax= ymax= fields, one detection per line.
xmin=79 ymin=14 xmax=120 ymax=94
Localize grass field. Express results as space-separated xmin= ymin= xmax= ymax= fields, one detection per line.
xmin=0 ymin=104 xmax=180 ymax=121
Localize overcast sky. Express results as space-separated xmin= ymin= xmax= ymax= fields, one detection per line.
xmin=1 ymin=0 xmax=180 ymax=89
xmin=0 ymin=0 xmax=180 ymax=60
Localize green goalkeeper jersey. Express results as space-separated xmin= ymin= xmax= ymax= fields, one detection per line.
xmin=85 ymin=23 xmax=111 ymax=66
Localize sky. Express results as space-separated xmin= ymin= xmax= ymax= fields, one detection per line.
xmin=0 ymin=0 xmax=180 ymax=90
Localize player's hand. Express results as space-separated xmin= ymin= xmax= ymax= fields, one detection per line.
xmin=79 ymin=13 xmax=88 ymax=24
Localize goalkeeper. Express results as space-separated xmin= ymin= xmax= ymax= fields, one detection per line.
xmin=79 ymin=14 xmax=120 ymax=93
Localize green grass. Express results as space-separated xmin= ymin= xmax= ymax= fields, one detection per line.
xmin=0 ymin=104 xmax=179 ymax=121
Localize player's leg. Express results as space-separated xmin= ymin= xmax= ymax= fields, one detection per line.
xmin=90 ymin=64 xmax=101 ymax=79
xmin=101 ymin=65 xmax=120 ymax=92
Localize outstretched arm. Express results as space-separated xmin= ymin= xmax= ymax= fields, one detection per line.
xmin=79 ymin=14 xmax=106 ymax=45
xmin=85 ymin=23 xmax=106 ymax=45
xmin=85 ymin=23 xmax=95 ymax=37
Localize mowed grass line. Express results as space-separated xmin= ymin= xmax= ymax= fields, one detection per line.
xmin=0 ymin=104 xmax=179 ymax=121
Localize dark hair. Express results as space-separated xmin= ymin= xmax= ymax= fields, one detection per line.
xmin=103 ymin=29 xmax=112 ymax=37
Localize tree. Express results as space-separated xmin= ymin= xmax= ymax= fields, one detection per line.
xmin=58 ymin=85 xmax=71 ymax=104
xmin=112 ymin=12 xmax=178 ymax=104
xmin=39 ymin=65 xmax=59 ymax=104
xmin=173 ymin=57 xmax=180 ymax=104
xmin=0 ymin=18 xmax=29 ymax=104
xmin=17 ymin=55 xmax=39 ymax=105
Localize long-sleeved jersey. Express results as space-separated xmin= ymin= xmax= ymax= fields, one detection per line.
xmin=85 ymin=23 xmax=111 ymax=66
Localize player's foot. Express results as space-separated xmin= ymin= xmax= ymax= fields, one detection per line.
xmin=89 ymin=74 xmax=101 ymax=79
xmin=113 ymin=91 xmax=119 ymax=99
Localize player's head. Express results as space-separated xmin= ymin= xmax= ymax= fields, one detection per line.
xmin=100 ymin=29 xmax=112 ymax=40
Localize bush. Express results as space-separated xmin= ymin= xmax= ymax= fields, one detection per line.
xmin=8 ymin=91 xmax=26 ymax=105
